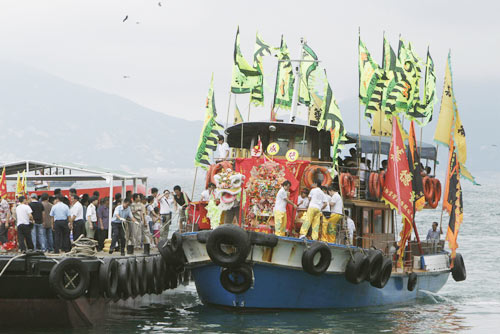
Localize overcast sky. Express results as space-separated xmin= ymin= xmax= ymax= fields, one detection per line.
xmin=0 ymin=1 xmax=498 ymax=134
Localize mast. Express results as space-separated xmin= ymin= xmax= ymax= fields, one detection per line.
xmin=289 ymin=38 xmax=305 ymax=123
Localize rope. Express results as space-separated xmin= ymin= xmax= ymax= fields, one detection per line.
xmin=0 ymin=254 xmax=25 ymax=278
xmin=65 ymin=234 xmax=99 ymax=257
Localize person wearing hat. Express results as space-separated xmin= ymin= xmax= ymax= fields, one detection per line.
xmin=29 ymin=193 xmax=46 ymax=251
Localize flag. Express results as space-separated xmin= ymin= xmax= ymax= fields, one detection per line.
xmin=234 ymin=103 xmax=243 ymax=124
xmin=194 ymin=74 xmax=224 ymax=170
xmin=15 ymin=172 xmax=22 ymax=198
xmin=370 ymin=109 xmax=393 ymax=136
xmin=298 ymin=42 xmax=320 ymax=106
xmin=407 ymin=121 xmax=425 ymax=211
xmin=231 ymin=27 xmax=261 ymax=94
xmin=317 ymin=71 xmax=345 ymax=138
xmin=408 ymin=49 xmax=436 ymax=126
xmin=251 ymin=136 xmax=262 ymax=157
xmin=0 ymin=167 xmax=7 ymax=199
xmin=433 ymin=52 xmax=454 ymax=147
xmin=22 ymin=170 xmax=27 ymax=196
xmin=273 ymin=35 xmax=295 ymax=110
xmin=330 ymin=126 xmax=341 ymax=174
xmin=359 ymin=37 xmax=381 ymax=106
xmin=308 ymin=91 xmax=323 ymax=126
xmin=250 ymin=32 xmax=272 ymax=106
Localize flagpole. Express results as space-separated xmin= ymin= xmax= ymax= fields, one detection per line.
xmin=191 ymin=167 xmax=198 ymax=201
xmin=225 ymin=92 xmax=232 ymax=128
xmin=357 ymin=28 xmax=362 ymax=200
xmin=247 ymin=97 xmax=252 ymax=122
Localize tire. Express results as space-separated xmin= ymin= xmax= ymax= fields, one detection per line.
xmin=158 ymin=238 xmax=184 ymax=266
xmin=366 ymin=249 xmax=384 ymax=283
xmin=345 ymin=252 xmax=370 ymax=284
xmin=118 ymin=258 xmax=132 ymax=299
xmin=370 ymin=257 xmax=392 ymax=289
xmin=49 ymin=258 xmax=90 ymax=300
xmin=145 ymin=256 xmax=157 ymax=294
xmin=407 ymin=272 xmax=418 ymax=291
xmin=206 ymin=224 xmax=251 ymax=268
xmin=451 ymin=253 xmax=466 ymax=282
xmin=301 ymin=242 xmax=332 ymax=276
xmin=98 ymin=258 xmax=119 ymax=299
xmin=136 ymin=257 xmax=147 ymax=296
xmin=220 ymin=263 xmax=253 ymax=294
xmin=154 ymin=255 xmax=166 ymax=294
xmin=196 ymin=230 xmax=211 ymax=243
xmin=128 ymin=258 xmax=139 ymax=298
xmin=171 ymin=232 xmax=183 ymax=253
xmin=249 ymin=231 xmax=278 ymax=247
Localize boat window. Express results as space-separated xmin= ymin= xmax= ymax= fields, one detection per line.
xmin=294 ymin=135 xmax=311 ymax=157
xmin=373 ymin=209 xmax=383 ymax=233
xmin=275 ymin=138 xmax=290 ymax=156
xmin=362 ymin=208 xmax=371 ymax=234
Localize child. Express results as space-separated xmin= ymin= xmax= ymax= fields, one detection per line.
xmin=153 ymin=207 xmax=161 ymax=245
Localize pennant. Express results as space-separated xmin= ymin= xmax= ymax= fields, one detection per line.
xmin=298 ymin=42 xmax=320 ymax=106
xmin=234 ymin=103 xmax=244 ymax=124
xmin=231 ymin=27 xmax=261 ymax=94
xmin=408 ymin=49 xmax=436 ymax=126
xmin=317 ymin=71 xmax=345 ymax=138
xmin=370 ymin=107 xmax=393 ymax=136
xmin=250 ymin=32 xmax=272 ymax=106
xmin=273 ymin=35 xmax=295 ymax=110
xmin=308 ymin=91 xmax=323 ymax=126
xmin=407 ymin=121 xmax=425 ymax=211
xmin=0 ymin=167 xmax=7 ymax=199
xmin=433 ymin=52 xmax=454 ymax=147
xmin=194 ymin=74 xmax=224 ymax=170
xmin=22 ymin=170 xmax=27 ymax=196
xmin=15 ymin=172 xmax=22 ymax=198
xmin=444 ymin=143 xmax=463 ymax=260
xmin=251 ymin=136 xmax=263 ymax=157
xmin=359 ymin=37 xmax=382 ymax=106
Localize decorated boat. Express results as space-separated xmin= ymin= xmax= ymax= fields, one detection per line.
xmin=164 ymin=29 xmax=473 ymax=309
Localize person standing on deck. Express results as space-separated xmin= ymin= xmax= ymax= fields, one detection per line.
xmin=215 ymin=135 xmax=231 ymax=162
xmin=50 ymin=196 xmax=71 ymax=253
xmin=29 ymin=194 xmax=46 ymax=251
xmin=201 ymin=183 xmax=217 ymax=202
xmin=131 ymin=193 xmax=152 ymax=255
xmin=69 ymin=195 xmax=85 ymax=241
xmin=426 ymin=222 xmax=442 ymax=241
xmin=173 ymin=186 xmax=190 ymax=232
xmin=345 ymin=210 xmax=356 ymax=245
xmin=85 ymin=196 xmax=98 ymax=240
xmin=299 ymin=181 xmax=327 ymax=240
xmin=273 ymin=181 xmax=296 ymax=237
xmin=96 ymin=198 xmax=109 ymax=251
xmin=145 ymin=196 xmax=155 ymax=234
xmin=16 ymin=196 xmax=34 ymax=252
xmin=110 ymin=198 xmax=136 ymax=255
xmin=41 ymin=193 xmax=54 ymax=252
xmin=321 ymin=186 xmax=343 ymax=243
xmin=158 ymin=190 xmax=174 ymax=238
xmin=0 ymin=196 xmax=11 ymax=244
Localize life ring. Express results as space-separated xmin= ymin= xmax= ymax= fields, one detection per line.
xmin=370 ymin=257 xmax=392 ymax=289
xmin=303 ymin=165 xmax=332 ymax=189
xmin=345 ymin=252 xmax=370 ymax=284
xmin=206 ymin=224 xmax=251 ymax=268
xmin=136 ymin=257 xmax=147 ymax=296
xmin=118 ymin=259 xmax=132 ymax=299
xmin=368 ymin=172 xmax=376 ymax=198
xmin=207 ymin=161 xmax=233 ymax=188
xmin=49 ymin=258 xmax=90 ymax=300
xmin=301 ymin=242 xmax=332 ymax=276
xmin=340 ymin=173 xmax=356 ymax=199
xmin=154 ymin=255 xmax=166 ymax=294
xmin=98 ymin=258 xmax=119 ymax=299
xmin=407 ymin=272 xmax=418 ymax=291
xmin=366 ymin=249 xmax=384 ymax=282
xmin=423 ymin=176 xmax=434 ymax=203
xmin=379 ymin=170 xmax=386 ymax=189
xmin=451 ymin=253 xmax=466 ymax=282
xmin=128 ymin=258 xmax=139 ymax=298
xmin=369 ymin=173 xmax=381 ymax=199
xmin=429 ymin=178 xmax=442 ymax=209
xmin=220 ymin=263 xmax=253 ymax=294
xmin=145 ymin=256 xmax=157 ymax=294
xmin=171 ymin=231 xmax=183 ymax=253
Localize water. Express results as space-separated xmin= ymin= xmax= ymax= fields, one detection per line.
xmin=5 ymin=175 xmax=500 ymax=334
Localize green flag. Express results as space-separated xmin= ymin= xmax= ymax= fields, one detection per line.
xmin=317 ymin=71 xmax=345 ymax=138
xmin=359 ymin=38 xmax=381 ymax=107
xmin=298 ymin=42 xmax=319 ymax=106
xmin=195 ymin=74 xmax=224 ymax=169
xmin=231 ymin=27 xmax=261 ymax=94
xmin=273 ymin=35 xmax=295 ymax=110
xmin=250 ymin=32 xmax=272 ymax=106
xmin=408 ymin=49 xmax=436 ymax=126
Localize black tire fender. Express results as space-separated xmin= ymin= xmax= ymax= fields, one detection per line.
xmin=118 ymin=258 xmax=132 ymax=299
xmin=158 ymin=238 xmax=184 ymax=266
xmin=196 ymin=230 xmax=212 ymax=243
xmin=154 ymin=255 xmax=166 ymax=294
xmin=136 ymin=257 xmax=147 ymax=296
xmin=145 ymin=256 xmax=157 ymax=294
xmin=249 ymin=231 xmax=278 ymax=247
xmin=345 ymin=252 xmax=370 ymax=284
xmin=407 ymin=272 xmax=417 ymax=291
xmin=49 ymin=258 xmax=90 ymax=300
xmin=220 ymin=263 xmax=253 ymax=294
xmin=171 ymin=231 xmax=183 ymax=253
xmin=451 ymin=253 xmax=466 ymax=282
xmin=366 ymin=249 xmax=384 ymax=282
xmin=301 ymin=242 xmax=332 ymax=276
xmin=370 ymin=257 xmax=392 ymax=289
xmin=128 ymin=257 xmax=139 ymax=298
xmin=206 ymin=224 xmax=251 ymax=268
xmin=98 ymin=257 xmax=119 ymax=299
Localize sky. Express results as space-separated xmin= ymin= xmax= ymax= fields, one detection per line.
xmin=0 ymin=0 xmax=499 ymax=171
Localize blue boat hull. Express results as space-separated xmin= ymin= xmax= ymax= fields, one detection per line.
xmin=191 ymin=263 xmax=450 ymax=309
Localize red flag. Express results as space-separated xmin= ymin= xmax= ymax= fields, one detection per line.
xmin=251 ymin=135 xmax=263 ymax=157
xmin=0 ymin=168 xmax=7 ymax=199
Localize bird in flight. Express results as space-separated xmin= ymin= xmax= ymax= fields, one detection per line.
xmin=158 ymin=2 xmax=162 ymax=6
xmin=123 ymin=75 xmax=130 ymax=79
xmin=123 ymin=15 xmax=128 ymax=22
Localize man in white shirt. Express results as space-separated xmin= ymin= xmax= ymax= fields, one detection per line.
xmin=86 ymin=196 xmax=98 ymax=239
xmin=321 ymin=185 xmax=343 ymax=243
xmin=16 ymin=196 xmax=34 ymax=252
xmin=158 ymin=189 xmax=175 ymax=239
xmin=345 ymin=210 xmax=356 ymax=245
xmin=201 ymin=183 xmax=217 ymax=202
xmin=273 ymin=181 xmax=296 ymax=236
xmin=69 ymin=195 xmax=85 ymax=241
xmin=299 ymin=181 xmax=327 ymax=240
xmin=215 ymin=135 xmax=231 ymax=161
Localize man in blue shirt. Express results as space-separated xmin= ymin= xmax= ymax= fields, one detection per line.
xmin=110 ymin=198 xmax=137 ymax=255
xmin=426 ymin=222 xmax=442 ymax=242
xmin=49 ymin=195 xmax=71 ymax=254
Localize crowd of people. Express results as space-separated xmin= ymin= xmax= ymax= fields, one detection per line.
xmin=0 ymin=185 xmax=192 ymax=255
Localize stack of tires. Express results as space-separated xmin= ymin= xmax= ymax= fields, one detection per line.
xmin=345 ymin=249 xmax=393 ymax=289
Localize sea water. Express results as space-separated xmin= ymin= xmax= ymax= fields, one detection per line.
xmin=8 ymin=174 xmax=500 ymax=334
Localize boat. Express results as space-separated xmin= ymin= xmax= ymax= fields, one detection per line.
xmin=162 ymin=30 xmax=470 ymax=309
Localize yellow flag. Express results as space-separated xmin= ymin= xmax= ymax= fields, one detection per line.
xmin=234 ymin=103 xmax=243 ymax=124
xmin=16 ymin=172 xmax=22 ymax=197
xmin=22 ymin=170 xmax=27 ymax=196
xmin=370 ymin=109 xmax=393 ymax=137
xmin=433 ymin=53 xmax=454 ymax=146
xmin=453 ymin=102 xmax=467 ymax=165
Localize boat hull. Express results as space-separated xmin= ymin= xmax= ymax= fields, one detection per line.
xmin=191 ymin=262 xmax=450 ymax=309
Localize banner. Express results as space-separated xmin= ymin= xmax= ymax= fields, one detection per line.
xmin=231 ymin=27 xmax=261 ymax=94
xmin=0 ymin=167 xmax=6 ymax=199
xmin=273 ymin=35 xmax=295 ymax=110
xmin=359 ymin=37 xmax=381 ymax=106
xmin=317 ymin=71 xmax=345 ymax=138
xmin=408 ymin=49 xmax=436 ymax=126
xmin=444 ymin=143 xmax=463 ymax=260
xmin=250 ymin=32 xmax=272 ymax=106
xmin=298 ymin=42 xmax=320 ymax=106
xmin=408 ymin=121 xmax=425 ymax=211
xmin=234 ymin=103 xmax=243 ymax=124
xmin=433 ymin=52 xmax=454 ymax=147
